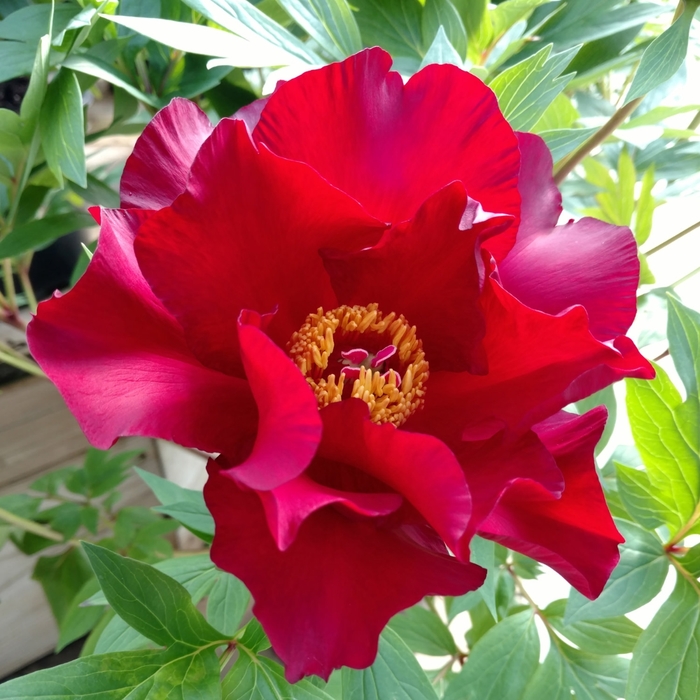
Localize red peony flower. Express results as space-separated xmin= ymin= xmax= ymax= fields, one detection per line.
xmin=28 ymin=48 xmax=653 ymax=682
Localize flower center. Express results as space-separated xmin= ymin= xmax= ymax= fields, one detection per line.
xmin=287 ymin=303 xmax=428 ymax=427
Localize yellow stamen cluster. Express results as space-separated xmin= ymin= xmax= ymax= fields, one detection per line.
xmin=287 ymin=303 xmax=429 ymax=427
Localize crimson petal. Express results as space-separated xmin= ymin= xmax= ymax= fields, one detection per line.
xmin=323 ymin=183 xmax=511 ymax=373
xmin=27 ymin=208 xmax=256 ymax=453
xmin=120 ymin=98 xmax=213 ymax=209
xmin=318 ymin=400 xmax=473 ymax=559
xmin=409 ymin=276 xmax=653 ymax=445
xmin=205 ymin=461 xmax=485 ymax=682
xmin=135 ymin=117 xmax=385 ymax=377
xmin=254 ymin=48 xmax=520 ymax=258
xmin=477 ymin=408 xmax=623 ymax=598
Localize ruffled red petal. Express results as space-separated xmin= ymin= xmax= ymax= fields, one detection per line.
xmin=322 ymin=183 xmax=511 ymax=373
xmin=221 ymin=311 xmax=322 ymax=490
xmin=134 ymin=117 xmax=385 ymax=377
xmin=409 ymin=275 xmax=653 ymax=446
xmin=317 ymin=400 xmax=473 ymax=558
xmin=120 ymin=98 xmax=213 ymax=209
xmin=253 ymin=48 xmax=520 ymax=258
xmin=477 ymin=408 xmax=623 ymax=598
xmin=205 ymin=460 xmax=485 ymax=682
xmin=27 ymin=208 xmax=256 ymax=453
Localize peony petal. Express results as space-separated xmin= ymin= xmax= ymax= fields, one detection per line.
xmin=323 ymin=183 xmax=511 ymax=373
xmin=120 ymin=98 xmax=213 ymax=210
xmin=222 ymin=312 xmax=322 ymax=491
xmin=477 ymin=408 xmax=623 ymax=598
xmin=27 ymin=208 xmax=256 ymax=454
xmin=205 ymin=460 xmax=485 ymax=682
xmin=254 ymin=48 xmax=520 ymax=258
xmin=515 ymin=132 xmax=561 ymax=240
xmin=317 ymin=400 xmax=473 ymax=559
xmin=135 ymin=117 xmax=386 ymax=376
xmin=409 ymin=275 xmax=653 ymax=446
xmin=499 ymin=217 xmax=640 ymax=341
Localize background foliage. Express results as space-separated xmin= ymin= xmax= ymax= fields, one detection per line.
xmin=0 ymin=0 xmax=700 ymax=697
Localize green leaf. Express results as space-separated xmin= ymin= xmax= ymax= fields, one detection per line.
xmin=616 ymin=463 xmax=669 ymax=529
xmin=180 ymin=0 xmax=321 ymax=65
xmin=565 ymin=520 xmax=668 ymax=623
xmin=551 ymin=616 xmax=643 ymax=655
xmin=275 ymin=0 xmax=362 ymax=59
xmin=626 ymin=0 xmax=700 ymax=103
xmin=575 ymin=385 xmax=616 ymax=456
xmin=540 ymin=127 xmax=597 ymax=162
xmin=419 ymin=25 xmax=463 ymax=68
xmin=94 ymin=613 xmax=152 ymax=654
xmin=352 ymin=0 xmax=423 ymax=61
xmin=627 ymin=574 xmax=700 ymax=700
xmin=522 ymin=647 xmax=571 ymax=700
xmin=341 ymin=627 xmax=438 ymax=700
xmin=489 ymin=43 xmax=579 ymax=131
xmin=19 ymin=33 xmax=51 ymax=140
xmin=444 ymin=610 xmax=539 ymax=700
xmin=633 ymin=165 xmax=657 ymax=245
xmin=63 ymin=54 xmax=162 ymax=108
xmin=678 ymin=543 xmax=700 ymax=577
xmin=33 ymin=547 xmax=95 ymax=625
xmin=55 ymin=577 xmax=103 ymax=652
xmin=207 ymin=570 xmax=250 ymax=636
xmin=83 ymin=542 xmax=225 ymax=648
xmin=39 ymin=68 xmax=86 ymax=187
xmin=0 ymin=210 xmax=95 ymax=258
xmin=69 ymin=172 xmax=120 ymax=208
xmin=449 ymin=536 xmax=498 ymax=620
xmin=531 ymin=92 xmax=579 ymax=132
xmin=0 ymin=647 xmax=221 ymax=700
xmin=668 ymin=295 xmax=700 ymax=402
xmin=559 ymin=642 xmax=629 ymax=700
xmin=490 ymin=0 xmax=551 ymax=42
xmin=223 ymin=652 xmax=334 ymax=700
xmin=0 ymin=40 xmax=46 ymax=84
xmin=388 ymin=605 xmax=457 ymax=656
xmin=421 ymin=0 xmax=467 ymax=58
xmin=626 ymin=362 xmax=700 ymax=533
xmin=0 ymin=3 xmax=82 ymax=43
xmin=238 ymin=619 xmax=272 ymax=654
xmin=0 ymin=493 xmax=41 ymax=519
xmin=135 ymin=466 xmax=215 ymax=538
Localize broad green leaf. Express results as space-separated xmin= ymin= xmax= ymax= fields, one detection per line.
xmin=207 ymin=570 xmax=250 ymax=636
xmin=94 ymin=613 xmax=152 ymax=654
xmin=627 ymin=574 xmax=700 ymax=700
xmin=19 ymin=31 xmax=51 ymax=144
xmin=489 ymin=43 xmax=578 ymax=131
xmin=627 ymin=363 xmax=700 ymax=533
xmin=616 ymin=463 xmax=668 ymax=529
xmin=565 ymin=520 xmax=668 ymax=623
xmin=0 ymin=4 xmax=81 ymax=43
xmin=180 ymin=0 xmax=321 ymax=65
xmin=575 ymin=385 xmax=616 ymax=456
xmin=238 ymin=619 xmax=272 ymax=654
xmin=490 ymin=0 xmax=550 ymax=41
xmin=69 ymin=173 xmax=120 ymax=208
xmin=388 ymin=605 xmax=457 ymax=656
xmin=522 ymin=647 xmax=571 ymax=700
xmin=275 ymin=0 xmax=361 ymax=59
xmin=540 ymin=127 xmax=596 ymax=162
xmin=465 ymin=600 xmax=497 ymax=649
xmin=83 ymin=542 xmax=225 ymax=648
xmin=626 ymin=103 xmax=700 ymax=129
xmin=559 ymin=642 xmax=629 ymax=700
xmin=39 ymin=68 xmax=86 ymax=187
xmin=617 ymin=148 xmax=637 ymax=226
xmin=0 ymin=493 xmax=41 ymax=519
xmin=342 ymin=627 xmax=438 ymax=700
xmin=444 ymin=611 xmax=539 ymax=700
xmin=0 ymin=647 xmax=221 ymax=700
xmin=678 ymin=543 xmax=700 ymax=577
xmin=667 ymin=295 xmax=700 ymax=402
xmin=63 ymin=54 xmax=161 ymax=108
xmin=352 ymin=0 xmax=423 ymax=61
xmin=224 ymin=652 xmax=334 ymax=700
xmin=452 ymin=0 xmax=487 ymax=40
xmin=106 ymin=14 xmax=303 ymax=67
xmin=626 ymin=0 xmax=700 ymax=103
xmin=531 ymin=93 xmax=579 ymax=132
xmin=448 ymin=536 xmax=498 ymax=620
xmin=33 ymin=547 xmax=95 ymax=625
xmin=421 ymin=0 xmax=467 ymax=58
xmin=419 ymin=25 xmax=463 ymax=68
xmin=55 ymin=578 xmax=103 ymax=652
xmin=552 ymin=616 xmax=643 ymax=655
xmin=0 ymin=40 xmax=45 ymax=84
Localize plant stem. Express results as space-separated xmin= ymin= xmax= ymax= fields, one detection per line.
xmin=19 ymin=260 xmax=37 ymax=314
xmin=667 ymin=501 xmax=700 ymax=548
xmin=2 ymin=258 xmax=17 ymax=312
xmin=646 ymin=219 xmax=700 ymax=256
xmin=669 ymin=554 xmax=700 ymax=597
xmin=553 ymin=97 xmax=644 ymax=184
xmin=0 ymin=343 xmax=46 ymax=378
xmin=0 ymin=506 xmax=64 ymax=542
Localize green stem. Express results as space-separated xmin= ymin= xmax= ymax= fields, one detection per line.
xmin=646 ymin=219 xmax=700 ymax=256
xmin=669 ymin=555 xmax=700 ymax=597
xmin=553 ymin=98 xmax=644 ymax=184
xmin=0 ymin=345 xmax=46 ymax=378
xmin=667 ymin=501 xmax=700 ymax=548
xmin=0 ymin=506 xmax=64 ymax=542
xmin=687 ymin=109 xmax=700 ymax=132
xmin=2 ymin=258 xmax=17 ymax=312
xmin=218 ymin=642 xmax=237 ymax=671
